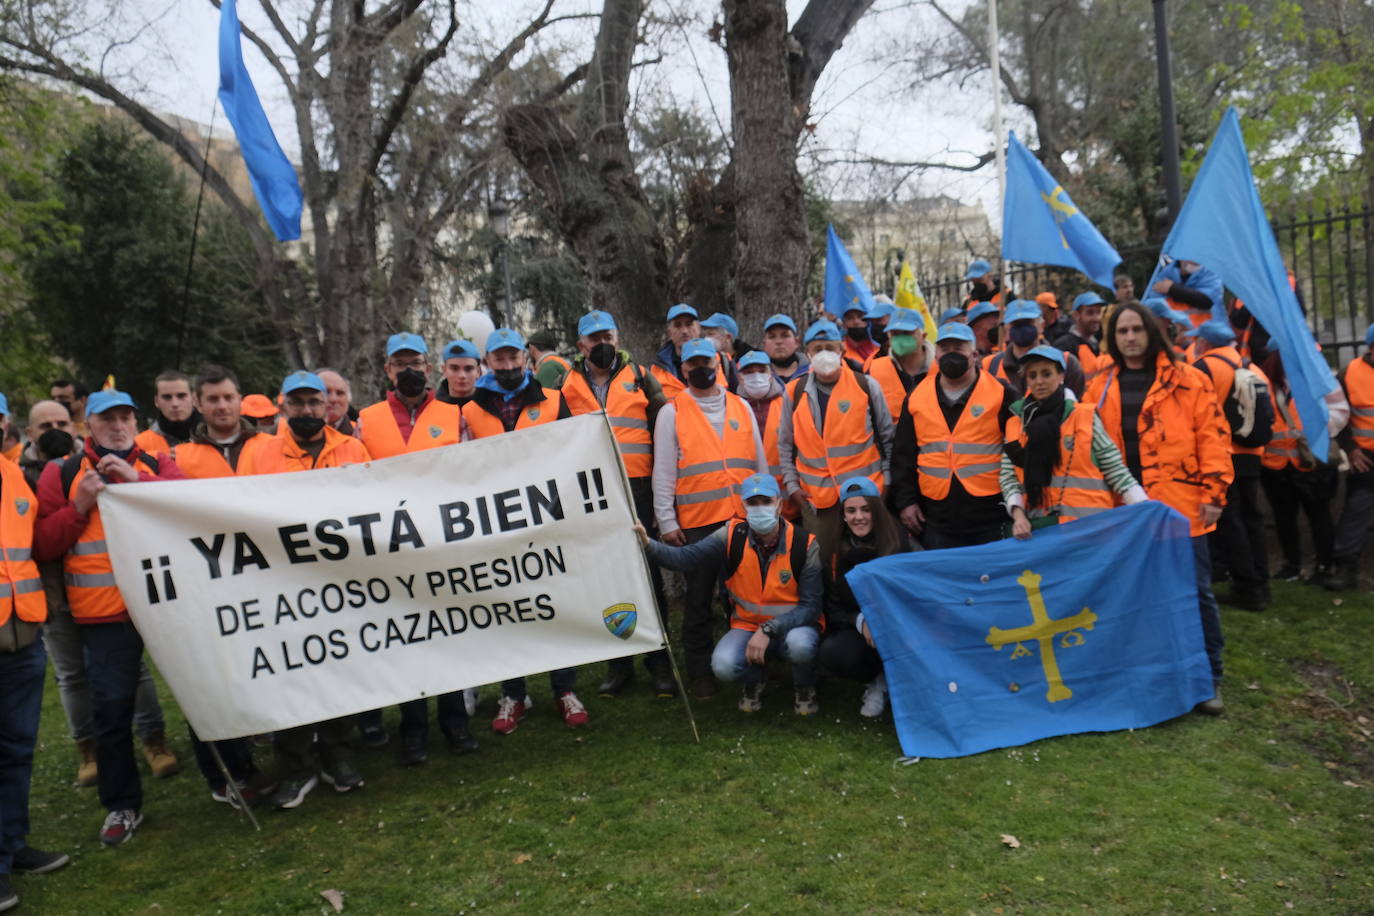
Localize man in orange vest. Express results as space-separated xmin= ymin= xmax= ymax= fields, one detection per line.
xmin=782 ymin=320 xmax=891 ymax=560
xmin=1053 ymin=291 xmax=1106 ymax=381
xmin=649 ymin=304 xmax=703 ymax=398
xmin=436 ymin=339 xmax=482 ymax=407
xmin=638 ymin=474 xmax=821 ymax=715
xmin=761 ymin=314 xmax=809 ymax=387
xmin=1328 ymin=322 xmax=1374 ymax=590
xmin=866 ymin=307 xmax=934 ymax=424
xmin=652 ymin=338 xmax=767 ymax=698
xmin=985 ymin=299 xmax=1086 ymax=398
xmin=173 ymin=365 xmax=272 ymax=480
xmin=527 ymin=331 xmax=571 ymax=389
xmin=461 ymin=329 xmax=584 ymax=733
xmin=358 ymin=333 xmax=463 ymax=462
xmin=561 ymin=310 xmax=675 ymax=698
xmin=839 ymin=304 xmax=879 ymax=366
xmin=890 ymin=322 xmax=1017 ymax=550
xmin=239 ymin=393 xmax=279 ymax=435
xmin=134 ymin=370 xmax=199 ymax=455
xmin=0 ymin=446 xmax=69 ymax=905
xmin=34 ymin=388 xmax=185 ymax=846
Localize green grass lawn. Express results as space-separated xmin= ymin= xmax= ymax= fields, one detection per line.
xmin=14 ymin=582 xmax=1374 ymax=914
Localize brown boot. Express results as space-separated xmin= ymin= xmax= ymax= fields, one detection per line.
xmin=142 ymin=733 xmax=181 ymax=778
xmin=75 ymin=739 xmax=97 ymax=787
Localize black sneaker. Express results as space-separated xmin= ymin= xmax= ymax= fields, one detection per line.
xmin=444 ymin=726 xmax=479 ymax=755
xmin=399 ymin=733 xmax=428 ymax=766
xmin=320 ymin=757 xmax=364 ymax=792
xmin=1273 ymin=565 xmax=1302 ymax=582
xmin=359 ymin=723 xmax=389 ymax=748
xmin=271 ymin=774 xmax=318 ymax=810
xmin=0 ymin=874 xmax=16 ymax=913
xmin=597 ymin=667 xmax=634 ymax=697
xmin=10 ymin=846 xmax=69 ymax=874
xmin=650 ymin=669 xmax=678 ymax=698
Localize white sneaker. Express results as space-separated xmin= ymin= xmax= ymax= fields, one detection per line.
xmin=739 ymin=682 xmax=764 ymax=712
xmin=860 ymin=673 xmax=887 ymax=718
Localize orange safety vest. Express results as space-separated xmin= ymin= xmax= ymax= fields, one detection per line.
xmin=756 ymin=395 xmax=798 ymax=521
xmin=175 ymin=434 xmax=270 ymax=479
xmin=843 ymin=337 xmax=878 ymax=367
xmin=722 ymin=519 xmax=811 ymax=631
xmin=650 ymin=363 xmax=686 ymax=399
xmin=2 ymin=442 xmax=21 ymax=464
xmin=791 ymin=365 xmax=884 ymax=509
xmin=462 ymin=390 xmax=563 ymax=439
xmin=63 ymin=453 xmax=163 ymax=621
xmin=672 ymin=390 xmax=756 ymax=529
xmin=134 ymin=428 xmax=181 ymax=458
xmin=1263 ymin=388 xmax=1302 ymax=471
xmin=1347 ymin=356 xmax=1374 ymax=450
xmin=238 ymin=426 xmax=372 ymax=475
xmin=358 ymin=398 xmax=462 ymax=459
xmin=867 ymin=355 xmax=915 ymax=424
xmin=907 ymin=369 xmax=1005 ymax=501
xmin=1005 ymin=401 xmax=1113 ymax=522
xmin=1195 ymin=346 xmax=1265 ymax=458
xmin=561 ymin=364 xmax=653 ymax=478
xmin=0 ymin=459 xmax=45 ymax=627
xmin=1074 ymin=342 xmax=1102 ymax=382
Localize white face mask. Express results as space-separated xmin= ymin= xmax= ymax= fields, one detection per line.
xmin=810 ymin=350 xmax=842 ymax=376
xmin=739 ymin=373 xmax=772 ymax=398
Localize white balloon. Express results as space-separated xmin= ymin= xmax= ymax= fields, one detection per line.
xmin=456 ymin=311 xmax=497 ymax=354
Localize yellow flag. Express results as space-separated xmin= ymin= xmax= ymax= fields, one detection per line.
xmin=895 ymin=261 xmax=937 ymax=339
xmin=102 ymin=375 xmax=117 ymax=391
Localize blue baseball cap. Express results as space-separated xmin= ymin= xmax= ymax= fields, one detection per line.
xmin=485 ymin=328 xmax=527 ymax=352
xmin=442 ymin=339 xmax=480 ymax=361
xmin=666 ymin=303 xmax=699 ymax=322
xmin=1072 ymin=291 xmax=1106 ymax=311
xmin=578 ymin=310 xmax=618 ymax=337
xmin=1144 ymin=296 xmax=1192 ymax=327
xmin=700 ymin=313 xmax=739 ymax=337
xmin=1185 ymin=318 xmax=1237 ymax=345
xmin=681 ymin=339 xmax=717 ymax=362
xmin=737 ymin=350 xmax=770 ymax=370
xmin=0 ymin=393 xmax=8 ymax=416
xmin=281 ymin=371 xmax=325 ymax=395
xmin=86 ymin=389 xmax=137 ymax=415
xmin=886 ymin=308 xmax=924 ymax=334
xmin=740 ymin=474 xmax=781 ymax=501
xmin=1021 ymin=345 xmax=1067 ymax=370
xmin=1364 ymin=322 xmax=1374 ymax=348
xmin=865 ymin=300 xmax=896 ymax=321
xmin=964 ymin=258 xmax=992 ymax=280
xmin=763 ymin=314 xmax=797 ymax=333
xmin=1003 ymin=299 xmax=1043 ymax=324
xmin=938 ymin=308 xmax=966 ymax=326
xmin=966 ymin=301 xmax=999 ymax=324
xmin=936 ymin=323 xmax=976 ymax=344
xmin=386 ymin=332 xmax=428 ymax=357
xmin=803 ymin=320 xmax=843 ymax=344
xmin=838 ymin=476 xmax=880 ymax=500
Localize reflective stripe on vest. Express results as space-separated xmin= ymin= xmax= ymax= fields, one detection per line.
xmin=1348 ymin=358 xmax=1374 ymax=444
xmin=0 ymin=459 xmax=45 ymax=627
xmin=1005 ymin=402 xmax=1114 ymax=522
xmin=1264 ymin=387 xmax=1301 ymax=470
xmin=673 ymin=392 xmax=756 ymax=529
xmin=908 ymin=370 xmax=1005 ymax=500
xmin=791 ymin=365 xmax=884 ymax=509
xmin=62 ymin=457 xmax=156 ymax=621
xmin=723 ymin=519 xmax=809 ymax=631
xmin=561 ymin=365 xmax=654 ymax=477
xmin=358 ymin=399 xmax=461 ymax=458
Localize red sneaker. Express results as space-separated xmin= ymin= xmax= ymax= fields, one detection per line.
xmin=558 ymin=692 xmax=589 ymax=728
xmin=491 ymin=696 xmax=526 ymax=734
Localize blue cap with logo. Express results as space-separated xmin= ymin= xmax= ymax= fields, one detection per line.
xmin=865 ymin=300 xmax=896 ymax=321
xmin=938 ymin=307 xmax=966 ymax=326
xmin=700 ymin=313 xmax=739 ymax=337
xmin=737 ymin=350 xmax=770 ymax=370
xmin=1184 ymin=318 xmax=1237 ymax=345
xmin=886 ymin=308 xmax=924 ymax=334
xmin=1021 ymin=344 xmax=1067 ymax=370
xmin=740 ymin=474 xmax=781 ymax=501
xmin=1072 ymin=291 xmax=1106 ymax=311
xmin=1144 ymin=296 xmax=1192 ymax=327
xmin=666 ymin=303 xmax=699 ymax=322
xmin=485 ymin=328 xmax=527 ymax=352
xmin=86 ymin=389 xmax=138 ymax=415
xmin=0 ymin=393 xmax=8 ymax=416
xmin=281 ymin=371 xmax=325 ymax=395
xmin=964 ymin=258 xmax=992 ymax=280
xmin=965 ymin=301 xmax=999 ymax=324
xmin=763 ymin=313 xmax=797 ymax=334
xmin=838 ymin=476 xmax=880 ymax=500
xmin=442 ymin=339 xmax=480 ymax=361
xmin=1002 ymin=299 xmax=1043 ymax=324
xmin=578 ymin=310 xmax=618 ymax=337
xmin=936 ymin=323 xmax=976 ymax=344
xmin=680 ymin=339 xmax=717 ymax=362
xmin=386 ymin=332 xmax=428 ymax=357
xmin=803 ymin=320 xmax=843 ymax=344
xmin=1364 ymin=321 xmax=1374 ymax=348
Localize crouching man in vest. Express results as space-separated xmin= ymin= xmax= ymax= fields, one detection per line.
xmin=34 ymin=388 xmax=185 ymax=847
xmin=637 ymin=475 xmax=822 ymax=715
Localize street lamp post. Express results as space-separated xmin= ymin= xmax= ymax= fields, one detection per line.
xmin=489 ymin=202 xmax=514 ymax=325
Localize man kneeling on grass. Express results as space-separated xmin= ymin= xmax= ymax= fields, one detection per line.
xmin=635 ymin=475 xmax=821 ymax=714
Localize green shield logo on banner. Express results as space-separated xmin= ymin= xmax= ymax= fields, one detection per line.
xmin=602 ymin=603 xmax=638 ymax=640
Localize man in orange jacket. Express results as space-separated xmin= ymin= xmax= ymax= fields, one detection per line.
xmin=1086 ymin=301 xmax=1232 ymax=714
xmin=135 ymin=370 xmax=200 ymax=455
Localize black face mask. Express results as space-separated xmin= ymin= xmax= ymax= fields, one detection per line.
xmin=287 ymin=416 xmax=326 ymax=440
xmin=984 ymin=325 xmax=1000 ymax=346
xmin=395 ymin=367 xmax=427 ymax=398
xmin=846 ymin=325 xmax=869 ymax=342
xmin=686 ymin=366 xmax=718 ymax=390
xmin=769 ymin=353 xmax=796 ymax=368
xmin=1009 ymin=324 xmax=1039 ymax=348
xmin=588 ymin=343 xmax=617 ymax=370
xmin=938 ymin=352 xmax=971 ymax=379
xmin=494 ymin=368 xmax=526 ymax=391
xmin=157 ymin=410 xmax=200 ymax=443
xmin=871 ymin=327 xmax=889 ymax=345
xmin=37 ymin=428 xmax=75 ymax=462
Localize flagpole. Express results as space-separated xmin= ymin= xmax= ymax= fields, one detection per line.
xmin=988 ymin=0 xmax=1007 ymax=242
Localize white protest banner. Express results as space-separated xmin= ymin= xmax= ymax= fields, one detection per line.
xmin=99 ymin=414 xmax=662 ymax=740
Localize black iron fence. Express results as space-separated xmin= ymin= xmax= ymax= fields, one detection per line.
xmin=914 ymin=206 xmax=1374 ymax=370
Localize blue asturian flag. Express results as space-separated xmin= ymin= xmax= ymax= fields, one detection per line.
xmin=1002 ymin=132 xmax=1121 ymax=287
xmin=218 ymin=0 xmax=302 ymax=241
xmin=847 ymin=502 xmax=1212 ymax=759
xmin=1148 ymin=107 xmax=1338 ymax=458
xmin=824 ymin=225 xmax=876 ymax=318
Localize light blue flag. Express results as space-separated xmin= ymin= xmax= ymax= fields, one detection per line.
xmin=1002 ymin=132 xmax=1121 ymax=287
xmin=824 ymin=225 xmax=876 ymax=318
xmin=847 ymin=502 xmax=1212 ymax=759
xmin=1150 ymin=107 xmax=1338 ymax=457
xmin=218 ymin=0 xmax=302 ymax=242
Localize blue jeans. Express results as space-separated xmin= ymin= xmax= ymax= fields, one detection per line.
xmin=1193 ymin=536 xmax=1225 ymax=682
xmin=711 ymin=625 xmax=820 ymax=688
xmin=83 ymin=621 xmax=146 ymax=812
xmin=0 ymin=639 xmax=46 ymax=874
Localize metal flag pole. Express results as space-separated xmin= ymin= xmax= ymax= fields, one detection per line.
xmin=988 ymin=0 xmax=1007 ymax=240
xmin=174 ymin=97 xmax=220 ymax=371
xmin=207 ymin=740 xmax=262 ymax=831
